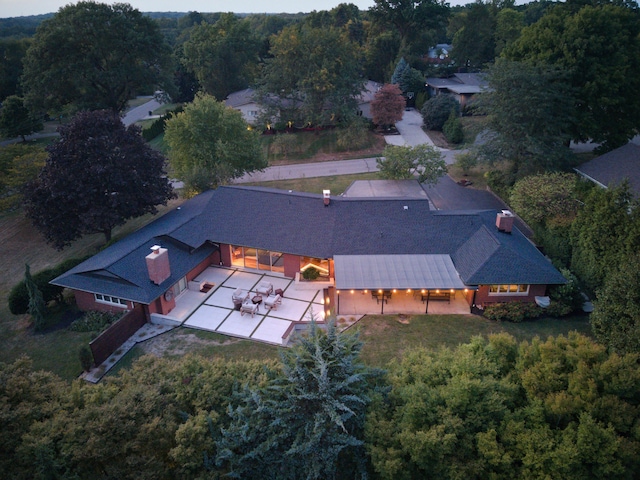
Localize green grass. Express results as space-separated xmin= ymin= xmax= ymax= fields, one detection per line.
xmin=242 ymin=172 xmax=381 ymax=195
xmin=357 ymin=313 xmax=592 ymax=367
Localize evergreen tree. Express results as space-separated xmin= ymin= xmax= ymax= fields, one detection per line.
xmin=216 ymin=318 xmax=378 ymax=479
xmin=24 ymin=264 xmax=46 ymax=331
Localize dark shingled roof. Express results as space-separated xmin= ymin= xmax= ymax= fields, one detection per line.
xmin=574 ymin=142 xmax=640 ymax=197
xmin=53 ymin=186 xmax=565 ymax=303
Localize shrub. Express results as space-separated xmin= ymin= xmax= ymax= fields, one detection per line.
xmin=302 ymin=267 xmax=320 ymax=281
xmin=69 ymin=310 xmax=121 ymax=333
xmin=142 ymin=106 xmax=183 ymax=142
xmin=421 ymin=95 xmax=459 ymax=131
xmin=548 ymin=268 xmax=584 ymax=315
xmin=484 ymin=169 xmax=516 ymax=201
xmin=8 ymin=257 xmax=88 ymax=315
xmin=336 ymin=118 xmax=370 ymax=151
xmin=79 ymin=345 xmax=93 ymax=372
xmin=484 ymin=302 xmax=542 ymax=322
xmin=443 ymin=109 xmax=464 ymax=144
xmin=544 ymin=300 xmax=575 ymax=318
xmin=455 ymin=152 xmax=477 ymax=175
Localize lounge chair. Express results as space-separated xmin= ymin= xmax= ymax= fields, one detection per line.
xmin=256 ymin=281 xmax=273 ymax=296
xmin=232 ymin=289 xmax=249 ymax=304
xmin=264 ymin=294 xmax=282 ymax=311
xmin=240 ymin=301 xmax=258 ymax=317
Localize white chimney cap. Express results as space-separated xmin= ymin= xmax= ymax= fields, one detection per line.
xmin=151 ymin=245 xmax=161 ymax=253
xmin=323 ymin=189 xmax=330 ymax=198
xmin=501 ymin=210 xmax=513 ymax=216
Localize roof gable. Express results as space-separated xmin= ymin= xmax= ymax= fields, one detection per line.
xmin=575 ymin=142 xmax=640 ymax=197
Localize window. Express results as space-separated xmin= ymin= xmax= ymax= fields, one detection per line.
xmin=95 ymin=293 xmax=128 ymax=307
xmin=488 ymin=284 xmax=529 ymax=295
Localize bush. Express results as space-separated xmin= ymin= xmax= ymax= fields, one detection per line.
xmin=484 ymin=169 xmax=516 ymax=201
xmin=421 ymin=95 xmax=459 ymax=131
xmin=443 ymin=109 xmax=464 ymax=144
xmin=79 ymin=345 xmax=93 ymax=372
xmin=455 ymin=152 xmax=478 ymax=175
xmin=544 ymin=300 xmax=575 ymax=318
xmin=8 ymin=257 xmax=88 ymax=315
xmin=142 ymin=106 xmax=183 ymax=142
xmin=548 ymin=268 xmax=584 ymax=315
xmin=302 ymin=267 xmax=320 ymax=281
xmin=484 ymin=302 xmax=542 ymax=322
xmin=336 ymin=118 xmax=370 ymax=151
xmin=69 ymin=310 xmax=121 ymax=333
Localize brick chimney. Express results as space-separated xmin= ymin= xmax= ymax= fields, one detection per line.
xmin=146 ymin=245 xmax=170 ymax=285
xmin=323 ymin=189 xmax=330 ymax=207
xmin=496 ymin=210 xmax=514 ymax=233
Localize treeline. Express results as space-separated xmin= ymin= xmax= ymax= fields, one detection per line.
xmin=2 ymin=323 xmax=639 ymax=479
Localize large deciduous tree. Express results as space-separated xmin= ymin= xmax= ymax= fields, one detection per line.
xmin=21 ymin=1 xmax=173 ymax=114
xmin=366 ymin=333 xmax=640 ymax=479
xmin=258 ymin=24 xmax=364 ymax=127
xmin=591 ymin=254 xmax=640 ymax=354
xmin=181 ymin=13 xmax=260 ymax=101
xmin=475 ymin=59 xmax=574 ymax=174
xmin=449 ymin=2 xmax=497 ymax=69
xmin=0 ymin=95 xmax=43 ymax=141
xmin=164 ymin=93 xmax=266 ymax=193
xmin=504 ymin=3 xmax=640 ymax=151
xmin=377 ymin=144 xmax=446 ymax=184
xmin=371 ymin=83 xmax=406 ymax=129
xmin=23 ymin=110 xmax=175 ymax=249
xmin=216 ymin=319 xmax=377 ymax=479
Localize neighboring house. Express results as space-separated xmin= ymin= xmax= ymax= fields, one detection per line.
xmin=225 ymin=81 xmax=383 ymax=126
xmin=356 ymin=80 xmax=383 ymax=119
xmin=574 ymin=142 xmax=640 ymax=198
xmin=424 ymin=44 xmax=453 ymax=65
xmin=224 ymin=88 xmax=262 ymax=125
xmin=52 ymin=185 xmax=565 ymax=320
xmin=425 ymin=73 xmax=488 ymax=107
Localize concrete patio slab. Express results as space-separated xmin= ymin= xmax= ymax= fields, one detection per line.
xmin=217 ymin=309 xmax=265 ymax=338
xmin=195 ymin=266 xmax=234 ymax=285
xmin=266 ymin=297 xmax=314 ymax=322
xmin=184 ymin=304 xmax=231 ymax=331
xmin=204 ymin=286 xmax=238 ymax=308
xmin=261 ymin=275 xmax=291 ymax=292
xmin=252 ymin=317 xmax=292 ymax=345
xmin=222 ymin=270 xmax=264 ymax=290
xmin=286 ymin=287 xmax=322 ymax=302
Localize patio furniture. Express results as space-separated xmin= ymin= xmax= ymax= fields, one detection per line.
xmin=240 ymin=301 xmax=258 ymax=317
xmin=264 ymin=294 xmax=282 ymax=311
xmin=256 ymin=281 xmax=273 ymax=296
xmin=275 ymin=288 xmax=284 ymax=297
xmin=232 ymin=289 xmax=249 ymax=304
xmin=252 ymin=295 xmax=263 ymax=311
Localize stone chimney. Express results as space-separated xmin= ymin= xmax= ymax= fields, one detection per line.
xmin=323 ymin=189 xmax=330 ymax=207
xmin=496 ymin=210 xmax=514 ymax=233
xmin=146 ymin=245 xmax=170 ymax=285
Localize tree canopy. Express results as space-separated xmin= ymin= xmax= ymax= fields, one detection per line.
xmin=23 ymin=110 xmax=175 ymax=249
xmin=21 ymin=1 xmax=173 ymax=114
xmin=0 ymin=95 xmax=42 ymax=141
xmin=377 ymin=144 xmax=447 ymax=184
xmin=504 ymin=3 xmax=640 ymax=151
xmin=164 ymin=93 xmax=266 ymax=193
xmin=181 ymin=13 xmax=260 ymax=101
xmin=258 ymin=23 xmax=364 ymax=127
xmin=371 ymin=83 xmax=406 ymax=129
xmin=475 ymin=58 xmax=574 ymax=174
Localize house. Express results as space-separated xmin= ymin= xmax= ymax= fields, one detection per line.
xmin=425 ymin=73 xmax=488 ymax=108
xmin=574 ymin=142 xmax=640 ymax=198
xmin=225 ymin=81 xmax=383 ymax=126
xmin=224 ymin=88 xmax=261 ymax=125
xmin=52 ymin=185 xmax=566 ymax=321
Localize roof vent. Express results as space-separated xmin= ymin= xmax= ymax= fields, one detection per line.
xmin=146 ymin=245 xmax=171 ymax=285
xmin=403 ymin=205 xmax=409 ymax=210
xmin=323 ymin=189 xmax=330 ymax=207
xmin=496 ymin=210 xmax=514 ymax=234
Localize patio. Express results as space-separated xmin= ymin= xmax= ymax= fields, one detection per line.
xmin=335 ymin=289 xmax=471 ymax=316
xmin=151 ymin=267 xmax=327 ymax=346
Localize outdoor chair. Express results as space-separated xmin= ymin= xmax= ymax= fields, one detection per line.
xmin=232 ymin=288 xmax=249 ymax=304
xmin=264 ymin=294 xmax=282 ymax=311
xmin=240 ymin=301 xmax=258 ymax=317
xmin=256 ymin=281 xmax=274 ymax=296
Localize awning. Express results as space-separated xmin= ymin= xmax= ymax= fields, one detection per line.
xmin=333 ymin=254 xmax=468 ymax=290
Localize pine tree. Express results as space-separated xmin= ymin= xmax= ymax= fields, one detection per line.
xmin=216 ymin=317 xmax=379 ymax=479
xmin=24 ymin=264 xmax=47 ymax=331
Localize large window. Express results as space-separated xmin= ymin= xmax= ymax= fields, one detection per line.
xmin=488 ymin=284 xmax=529 ymax=295
xmin=231 ymin=245 xmax=285 ymax=273
xmin=95 ymin=293 xmax=128 ymax=307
